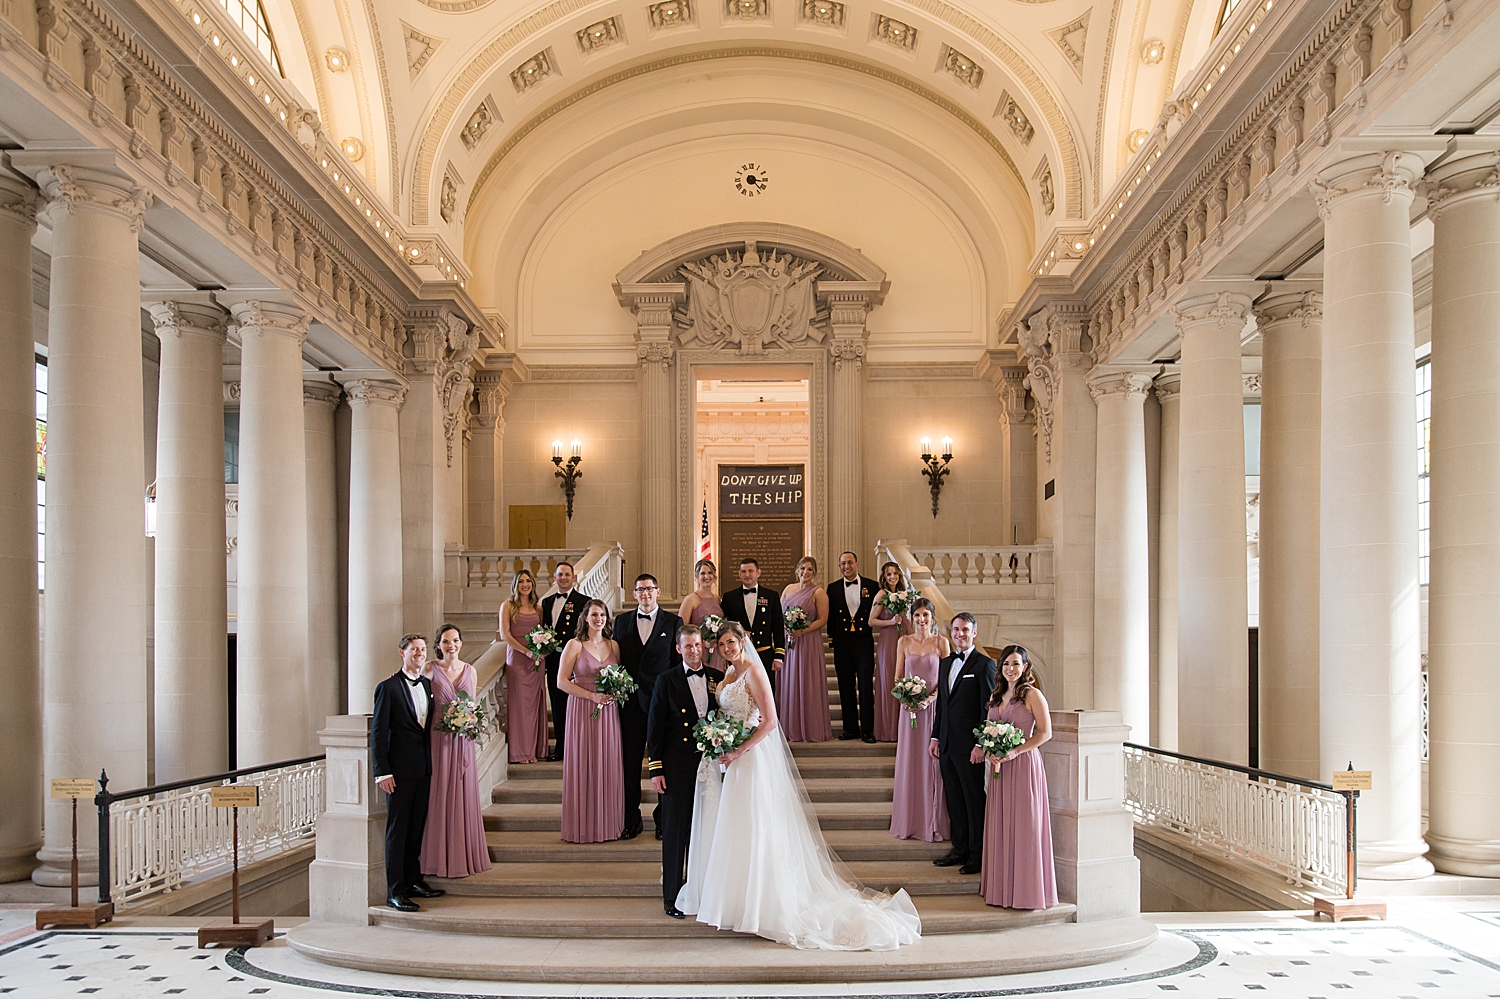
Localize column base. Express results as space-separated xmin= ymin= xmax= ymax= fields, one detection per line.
xmin=1427 ymin=834 xmax=1500 ymax=878
xmin=0 ymin=843 xmax=41 ymax=884
xmin=31 ymin=846 xmax=99 ymax=889
xmin=1356 ymin=837 xmax=1435 ymax=880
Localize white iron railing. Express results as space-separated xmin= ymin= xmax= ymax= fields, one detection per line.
xmin=906 ymin=545 xmax=1052 ymax=586
xmin=1123 ymin=743 xmax=1347 ymax=896
xmin=100 ymin=756 xmax=325 ymax=908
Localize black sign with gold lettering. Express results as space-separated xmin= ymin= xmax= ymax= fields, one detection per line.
xmin=719 ymin=465 xmax=805 ymax=518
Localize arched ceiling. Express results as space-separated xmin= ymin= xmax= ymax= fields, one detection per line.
xmin=262 ymin=0 xmax=1230 ymax=242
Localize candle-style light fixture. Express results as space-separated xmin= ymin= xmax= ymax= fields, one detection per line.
xmin=919 ymin=437 xmax=953 ymax=517
xmin=552 ymin=439 xmax=583 ymax=520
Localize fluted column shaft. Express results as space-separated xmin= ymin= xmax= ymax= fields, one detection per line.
xmin=1090 ymin=369 xmax=1154 ymax=741
xmin=1153 ymin=372 xmax=1181 ymax=750
xmin=232 ymin=301 xmax=311 ymax=766
xmin=1254 ymin=290 xmax=1322 ymax=781
xmin=148 ymin=301 xmax=229 ymax=783
xmin=1315 ymin=151 xmax=1430 ymax=878
xmin=1173 ymin=292 xmax=1251 ymax=763
xmin=828 ymin=339 xmax=866 ymax=563
xmin=0 ymin=173 xmax=41 ymax=882
xmin=637 ymin=336 xmax=676 ymax=592
xmin=1424 ymin=148 xmax=1500 ymax=877
xmin=27 ymin=163 xmax=152 ymax=884
xmin=304 ymin=382 xmax=341 ymax=739
xmin=347 ymin=379 xmax=406 ymax=712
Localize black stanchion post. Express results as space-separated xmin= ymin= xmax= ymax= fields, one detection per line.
xmin=94 ymin=769 xmax=111 ymax=906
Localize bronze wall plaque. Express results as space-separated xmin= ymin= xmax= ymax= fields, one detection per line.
xmin=720 ymin=520 xmax=803 ymax=589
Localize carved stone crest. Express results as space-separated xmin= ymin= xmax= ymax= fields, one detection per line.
xmin=678 ymin=242 xmax=824 ymax=354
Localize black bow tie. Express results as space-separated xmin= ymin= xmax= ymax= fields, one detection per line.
xmin=686 ymin=667 xmax=704 ymax=676
xmin=639 ymin=611 xmax=654 ymax=620
xmin=404 ymin=674 xmax=423 ymax=686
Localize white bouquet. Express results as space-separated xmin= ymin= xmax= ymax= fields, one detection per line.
xmin=524 ymin=624 xmax=561 ymax=669
xmin=434 ymin=691 xmax=486 ymax=741
xmin=592 ymin=663 xmax=638 ymax=718
xmin=693 ymin=710 xmax=757 ymax=770
xmin=784 ymin=605 xmax=811 ymax=642
xmin=973 ymin=718 xmax=1027 ymax=763
xmin=890 ymin=674 xmax=936 ymax=728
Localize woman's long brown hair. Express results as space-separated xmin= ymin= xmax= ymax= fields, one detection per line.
xmin=987 ymin=644 xmax=1041 ymax=710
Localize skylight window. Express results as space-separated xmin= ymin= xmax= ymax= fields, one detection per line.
xmin=218 ymin=0 xmax=282 ymax=76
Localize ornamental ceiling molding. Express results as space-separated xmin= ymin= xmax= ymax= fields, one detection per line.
xmin=358 ymin=0 xmax=401 ymax=210
xmin=463 ymin=46 xmax=1028 ymax=220
xmin=414 ymin=0 xmax=1079 ymax=225
xmin=1095 ymin=0 xmax=1122 ymax=203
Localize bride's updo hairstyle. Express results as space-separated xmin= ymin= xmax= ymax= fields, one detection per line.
xmin=715 ymin=620 xmax=750 ymax=655
xmin=987 ymin=644 xmax=1041 ymax=709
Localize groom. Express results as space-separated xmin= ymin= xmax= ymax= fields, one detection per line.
xmin=615 ymin=573 xmax=683 ymax=841
xmin=929 ymin=613 xmax=995 ymax=875
xmin=647 ymin=626 xmax=722 ymax=918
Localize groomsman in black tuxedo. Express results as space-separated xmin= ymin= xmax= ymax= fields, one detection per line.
xmin=720 ymin=558 xmax=786 ymax=693
xmin=929 ymin=613 xmax=996 ymax=875
xmin=647 ymin=626 xmax=723 ymax=918
xmin=826 ymin=551 xmax=879 ymax=743
xmin=539 ymin=561 xmax=589 ymax=761
xmin=372 ymin=634 xmax=447 ymax=911
xmin=615 ymin=573 xmax=683 ymax=841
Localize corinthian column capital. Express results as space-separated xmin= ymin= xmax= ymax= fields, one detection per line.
xmin=1087 ymin=368 xmax=1155 ymax=403
xmin=147 ymin=300 xmax=229 ymax=342
xmin=228 ymin=300 xmax=310 ymax=343
xmin=1253 ymin=288 xmax=1323 ymax=330
xmin=345 ymin=378 xmax=406 ymax=408
xmin=30 ymin=163 xmax=152 ymax=233
xmin=1173 ymin=290 xmax=1253 ymax=335
xmin=1310 ymin=150 xmax=1426 ymax=219
xmin=0 ymin=172 xmax=38 ymax=230
xmin=1418 ymin=146 xmax=1500 ymax=220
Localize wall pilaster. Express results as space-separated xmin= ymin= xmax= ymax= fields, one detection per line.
xmin=346 ymin=379 xmax=407 ymax=713
xmin=622 ymin=286 xmax=684 ymax=594
xmin=826 ymin=290 xmax=872 ymax=564
xmin=304 ymin=381 xmax=343 ymax=737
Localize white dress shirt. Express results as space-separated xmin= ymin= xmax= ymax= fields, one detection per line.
xmin=551 ymin=589 xmax=571 ymax=627
xmin=948 ymin=649 xmax=969 ymax=692
xmin=637 ymin=608 xmax=657 ymax=645
xmin=403 ymin=670 xmax=429 ymax=727
xmin=686 ymin=667 xmax=709 ymax=717
xmin=743 ymin=587 xmax=759 ymax=625
xmin=843 ymin=578 xmax=862 ymax=618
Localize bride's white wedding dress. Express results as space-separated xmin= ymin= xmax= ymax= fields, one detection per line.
xmin=675 ymin=662 xmax=922 ymax=951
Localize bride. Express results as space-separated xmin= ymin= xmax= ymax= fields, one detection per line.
xmin=675 ymin=621 xmax=922 ymax=951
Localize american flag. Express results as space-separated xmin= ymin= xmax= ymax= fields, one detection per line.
xmin=697 ymin=499 xmax=712 ymax=563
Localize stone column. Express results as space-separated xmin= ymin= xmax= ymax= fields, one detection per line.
xmin=1314 ymin=151 xmax=1430 ymax=878
xmin=1423 ymin=147 xmax=1500 ymax=877
xmin=466 ymin=359 xmax=524 ymax=550
xmin=305 ymin=381 xmax=342 ymax=741
xmin=231 ymin=301 xmax=312 ymax=767
xmin=980 ymin=354 xmax=1037 ymax=545
xmin=0 ymin=172 xmax=41 ymax=883
xmin=1153 ymin=371 xmax=1181 ymax=750
xmin=825 ymin=289 xmax=875 ymax=563
xmin=623 ymin=290 xmax=680 ymax=593
xmin=1173 ymin=291 xmax=1251 ymax=764
xmin=23 ymin=161 xmax=152 ymax=885
xmin=1089 ymin=369 xmax=1154 ymax=742
xmin=346 ymin=379 xmax=406 ymax=713
xmin=1254 ymin=289 xmax=1322 ymax=781
xmin=148 ymin=300 xmax=229 ymax=783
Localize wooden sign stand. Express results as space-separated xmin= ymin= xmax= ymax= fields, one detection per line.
xmin=197 ymin=785 xmax=274 ymax=948
xmin=1312 ymin=765 xmax=1388 ymax=923
xmin=35 ymin=779 xmax=114 ymax=930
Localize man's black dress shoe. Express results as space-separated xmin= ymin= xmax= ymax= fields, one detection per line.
xmin=959 ymin=862 xmax=982 ymax=876
xmin=655 ymin=825 xmax=663 ymax=841
xmin=545 ymin=751 xmax=562 ymax=763
xmin=664 ymin=904 xmax=686 ymax=919
xmin=861 ymin=735 xmax=877 ymax=744
xmin=407 ymin=881 xmax=445 ymax=898
xmin=932 ymin=854 xmax=964 ymax=867
xmin=620 ymin=821 xmax=641 ymax=841
xmin=839 ymin=732 xmax=860 ymax=741
xmin=386 ymin=894 xmax=419 ymax=912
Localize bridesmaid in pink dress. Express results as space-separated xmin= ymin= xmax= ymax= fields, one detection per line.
xmin=870 ymin=562 xmax=911 ymax=743
xmin=778 ymin=556 xmax=832 ymax=742
xmin=981 ymin=645 xmax=1058 ymax=909
xmin=420 ymin=625 xmax=493 ymax=878
xmin=557 ymin=599 xmax=624 ymax=844
xmin=679 ymin=558 xmax=726 ymax=671
xmin=890 ymin=599 xmax=951 ymax=842
xmin=500 ymin=569 xmax=548 ymax=764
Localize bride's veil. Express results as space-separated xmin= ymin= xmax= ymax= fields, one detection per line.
xmin=739 ymin=643 xmax=894 ymax=902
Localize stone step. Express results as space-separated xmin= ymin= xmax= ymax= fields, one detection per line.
xmin=430 ymin=860 xmax=980 ymax=897
xmin=502 ymin=755 xmax=895 ymax=782
xmin=484 ymin=800 xmax=898 ymax=833
xmin=288 ymin=915 xmax=1157 ymax=984
xmin=492 ymin=776 xmax=895 ymax=805
xmin=482 ymin=828 xmax=948 ymax=864
xmin=367 ymin=893 xmax=1072 ymax=939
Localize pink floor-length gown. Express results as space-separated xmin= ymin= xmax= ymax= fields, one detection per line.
xmin=420 ymin=662 xmax=493 ymax=878
xmin=686 ymin=593 xmax=726 ymax=672
xmin=981 ymin=699 xmax=1058 ymax=909
xmin=890 ymin=651 xmax=949 ymax=842
xmin=560 ymin=646 xmax=624 ymax=844
xmin=872 ymin=602 xmax=908 ymax=742
xmin=778 ymin=585 xmax=832 ymax=742
xmin=505 ymin=609 xmax=549 ymax=764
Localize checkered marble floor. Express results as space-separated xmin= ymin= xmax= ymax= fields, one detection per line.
xmin=0 ymin=899 xmax=1497 ymax=998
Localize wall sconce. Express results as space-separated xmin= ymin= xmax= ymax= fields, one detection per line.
xmin=144 ymin=480 xmax=157 ymax=538
xmin=552 ymin=439 xmax=583 ymax=520
xmin=919 ymin=437 xmax=953 ymax=518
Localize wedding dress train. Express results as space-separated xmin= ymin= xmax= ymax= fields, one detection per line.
xmin=675 ymin=664 xmax=922 ymax=951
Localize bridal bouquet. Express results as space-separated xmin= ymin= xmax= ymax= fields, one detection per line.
xmin=890 ymin=675 xmax=936 ymax=727
xmin=698 ymin=614 xmax=727 ymax=642
xmin=592 ymin=663 xmax=637 ymax=718
xmin=882 ymin=588 xmax=917 ymax=618
xmin=524 ymin=624 xmax=561 ymax=669
xmin=434 ymin=691 xmax=486 ymax=741
xmin=973 ymin=718 xmax=1027 ymax=763
xmin=693 ymin=710 xmax=757 ymax=768
xmin=784 ymin=605 xmax=811 ymax=641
